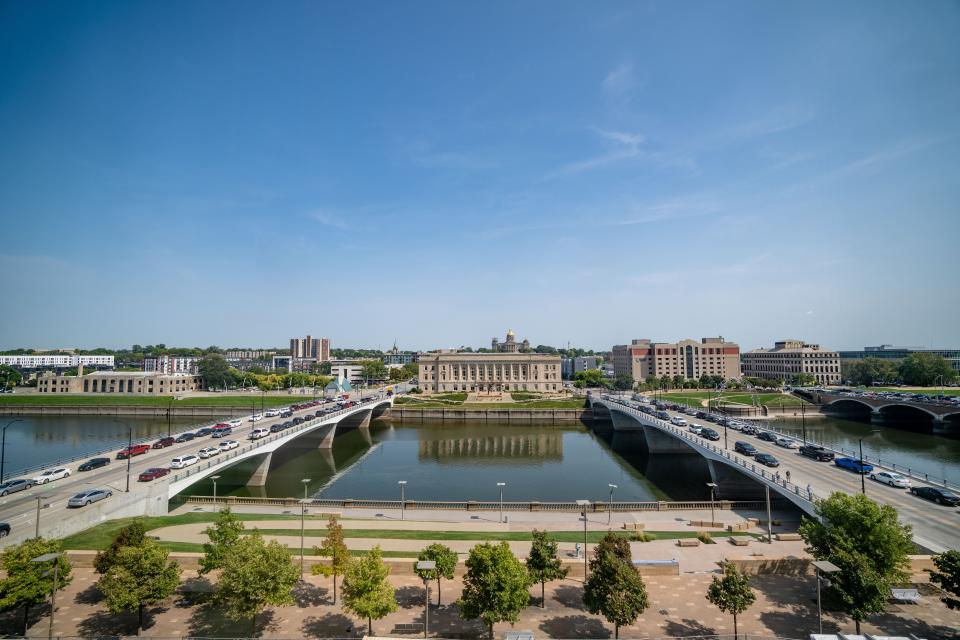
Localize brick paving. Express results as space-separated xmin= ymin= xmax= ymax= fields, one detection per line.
xmin=6 ymin=568 xmax=957 ymax=639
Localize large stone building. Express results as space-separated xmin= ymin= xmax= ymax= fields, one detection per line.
xmin=418 ymin=350 xmax=562 ymax=393
xmin=491 ymin=329 xmax=529 ymax=353
xmin=741 ymin=340 xmax=841 ymax=385
xmin=612 ymin=337 xmax=741 ymax=382
xmin=37 ymin=369 xmax=201 ymax=395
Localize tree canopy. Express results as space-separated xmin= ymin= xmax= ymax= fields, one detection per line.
xmin=97 ymin=539 xmax=181 ymax=635
xmin=0 ymin=537 xmax=72 ymax=635
xmin=897 ymin=352 xmax=956 ymax=386
xmin=198 ymin=354 xmax=232 ymax=390
xmin=929 ymin=550 xmax=960 ymax=610
xmin=341 ymin=546 xmax=397 ymax=636
xmin=200 ymin=507 xmax=244 ymax=575
xmin=312 ymin=516 xmax=351 ymax=604
xmin=526 ymin=530 xmax=568 ymax=608
xmin=95 ymin=520 xmax=146 ymax=574
xmin=458 ymin=541 xmax=532 ymax=639
xmin=414 ymin=543 xmax=458 ymax=605
xmin=706 ymin=563 xmax=756 ymax=639
xmin=583 ymin=543 xmax=648 ymax=638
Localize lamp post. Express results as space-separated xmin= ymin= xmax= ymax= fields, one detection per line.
xmin=800 ymin=402 xmax=808 ymax=447
xmin=416 ymin=560 xmax=436 ymax=638
xmin=607 ymin=484 xmax=617 ymax=525
xmin=32 ymin=551 xmax=62 ymax=640
xmin=497 ymin=482 xmax=506 ymax=524
xmin=112 ymin=419 xmax=133 ymax=493
xmin=813 ymin=560 xmax=840 ymax=634
xmin=706 ymin=482 xmax=718 ymax=526
xmin=398 ymin=480 xmax=407 ymax=520
xmin=858 ymin=430 xmax=883 ymax=495
xmin=210 ymin=476 xmax=220 ymax=509
xmin=301 ymin=478 xmax=311 ymax=576
xmin=166 ymin=397 xmax=173 ymax=438
xmin=1 ymin=419 xmax=22 ymax=482
xmin=576 ymin=499 xmax=590 ymax=581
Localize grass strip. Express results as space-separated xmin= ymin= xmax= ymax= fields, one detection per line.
xmin=0 ymin=394 xmax=321 ymax=408
xmin=244 ymin=528 xmax=750 ymax=543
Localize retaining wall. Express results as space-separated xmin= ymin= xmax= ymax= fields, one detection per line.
xmin=388 ymin=408 xmax=592 ymax=423
xmin=0 ymin=405 xmax=247 ymax=418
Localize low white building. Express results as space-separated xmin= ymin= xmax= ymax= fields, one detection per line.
xmin=143 ymin=356 xmax=198 ymax=374
xmin=0 ymin=354 xmax=115 ymax=369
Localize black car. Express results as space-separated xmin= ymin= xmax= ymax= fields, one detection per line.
xmin=280 ymin=410 xmax=293 ymax=418
xmin=175 ymin=433 xmax=195 ymax=443
xmin=910 ymin=486 xmax=960 ymax=506
xmin=78 ymin=457 xmax=111 ymax=472
xmin=735 ymin=441 xmax=757 ymax=456
xmin=700 ymin=428 xmax=720 ymax=441
xmin=695 ymin=411 xmax=708 ymax=419
xmin=740 ymin=425 xmax=758 ymax=436
xmin=755 ymin=453 xmax=780 ymax=467
xmin=270 ymin=424 xmax=283 ymax=433
xmin=0 ymin=522 xmax=9 ymax=537
xmin=194 ymin=427 xmax=213 ymax=437
xmin=799 ymin=445 xmax=835 ymax=462
xmin=0 ymin=479 xmax=34 ymax=496
xmin=757 ymin=431 xmax=778 ymax=442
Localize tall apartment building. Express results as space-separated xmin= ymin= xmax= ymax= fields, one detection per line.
xmin=290 ymin=336 xmax=330 ymax=362
xmin=143 ymin=355 xmax=198 ymax=374
xmin=224 ymin=349 xmax=276 ymax=359
xmin=741 ymin=340 xmax=841 ymax=385
xmin=612 ymin=337 xmax=741 ymax=382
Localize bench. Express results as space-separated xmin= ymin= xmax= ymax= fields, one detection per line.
xmin=727 ymin=522 xmax=751 ymax=532
xmin=621 ymin=522 xmax=646 ymax=531
xmin=678 ymin=539 xmax=700 ymax=547
xmin=774 ymin=533 xmax=802 ymax=541
xmin=392 ymin=623 xmax=425 ymax=634
xmin=728 ymin=537 xmax=750 ymax=546
xmin=890 ymin=588 xmax=921 ymax=603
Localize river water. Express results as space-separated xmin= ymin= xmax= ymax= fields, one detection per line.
xmin=3 ymin=413 xmax=958 ymax=501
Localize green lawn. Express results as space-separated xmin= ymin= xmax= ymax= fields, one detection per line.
xmin=396 ymin=399 xmax=587 ymax=410
xmin=657 ymin=391 xmax=807 ymax=407
xmin=855 ymin=387 xmax=960 ymax=396
xmin=0 ymin=394 xmax=321 ymax=408
xmin=247 ymin=527 xmax=749 ymax=543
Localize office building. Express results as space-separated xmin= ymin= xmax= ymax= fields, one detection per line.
xmin=741 ymin=340 xmax=842 ymax=385
xmin=418 ymin=351 xmax=562 ymax=393
xmin=329 ymin=360 xmax=366 ymax=386
xmin=561 ymin=356 xmax=599 ymax=379
xmin=837 ymin=345 xmax=960 ymax=374
xmin=612 ymin=337 xmax=741 ymax=382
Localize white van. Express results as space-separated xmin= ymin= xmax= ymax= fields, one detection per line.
xmin=249 ymin=427 xmax=270 ymax=440
xmin=170 ymin=455 xmax=199 ymax=469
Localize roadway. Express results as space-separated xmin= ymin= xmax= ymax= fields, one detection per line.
xmin=598 ymin=395 xmax=959 ymax=553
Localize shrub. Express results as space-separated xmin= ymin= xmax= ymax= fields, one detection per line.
xmin=697 ymin=531 xmax=714 ymax=544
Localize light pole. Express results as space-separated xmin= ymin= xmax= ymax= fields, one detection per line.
xmin=31 ymin=552 xmax=62 ymax=640
xmin=607 ymin=484 xmax=617 ymax=525
xmin=576 ymin=499 xmax=590 ymax=581
xmin=301 ymin=478 xmax=311 ymax=576
xmin=211 ymin=476 xmax=221 ymax=509
xmin=112 ymin=419 xmax=133 ymax=493
xmin=166 ymin=397 xmax=173 ymax=438
xmin=497 ymin=482 xmax=506 ymax=523
xmin=1 ymin=419 xmax=22 ymax=482
xmin=398 ymin=480 xmax=407 ymax=520
xmin=813 ymin=560 xmax=840 ymax=634
xmin=706 ymin=482 xmax=717 ymax=526
xmin=416 ymin=560 xmax=435 ymax=637
xmin=800 ymin=402 xmax=808 ymax=447
xmin=858 ymin=430 xmax=883 ymax=495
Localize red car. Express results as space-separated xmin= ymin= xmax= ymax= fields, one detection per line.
xmin=152 ymin=437 xmax=175 ymax=449
xmin=116 ymin=444 xmax=151 ymax=459
xmin=138 ymin=467 xmax=170 ymax=482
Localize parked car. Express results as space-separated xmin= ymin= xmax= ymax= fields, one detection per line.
xmin=138 ymin=467 xmax=170 ymax=482
xmin=0 ymin=522 xmax=9 ymax=537
xmin=735 ymin=441 xmax=758 ymax=456
xmin=755 ymin=453 xmax=780 ymax=467
xmin=78 ymin=457 xmax=110 ymax=472
xmin=198 ymin=447 xmax=220 ymax=459
xmin=909 ymin=486 xmax=960 ymax=506
xmin=170 ymin=455 xmax=199 ymax=469
xmin=0 ymin=479 xmax=34 ymax=496
xmin=757 ymin=431 xmax=778 ymax=442
xmin=67 ymin=488 xmax=112 ymax=507
xmin=31 ymin=468 xmax=71 ymax=484
xmin=218 ymin=439 xmax=240 ymax=451
xmin=152 ymin=437 xmax=176 ymax=449
xmin=834 ymin=457 xmax=874 ymax=474
xmin=700 ymin=428 xmax=721 ymax=441
xmin=869 ymin=471 xmax=911 ymax=488
xmin=799 ymin=445 xmax=835 ymax=461
xmin=775 ymin=437 xmax=798 ymax=449
xmin=116 ymin=444 xmax=150 ymax=459
xmin=175 ymin=433 xmax=195 ymax=443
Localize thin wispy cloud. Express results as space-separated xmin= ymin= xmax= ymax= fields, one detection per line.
xmin=306 ymin=210 xmax=348 ymax=230
xmin=546 ymin=127 xmax=645 ymax=178
xmin=602 ymin=62 xmax=635 ymax=95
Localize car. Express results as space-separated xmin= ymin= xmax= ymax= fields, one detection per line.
xmin=0 ymin=479 xmax=34 ymax=496
xmin=688 ymin=424 xmax=703 ymax=435
xmin=152 ymin=437 xmax=176 ymax=449
xmin=700 ymin=428 xmax=720 ymax=441
xmin=670 ymin=416 xmax=688 ymax=426
xmin=799 ymin=445 xmax=835 ymax=461
xmin=755 ymin=453 xmax=780 ymax=467
xmin=170 ymin=455 xmax=199 ymax=469
xmin=116 ymin=444 xmax=150 ymax=459
xmin=175 ymin=433 xmax=195 ymax=443
xmin=264 ymin=409 xmax=280 ymax=417
xmin=218 ymin=439 xmax=240 ymax=451
xmin=735 ymin=441 xmax=758 ymax=456
xmin=910 ymin=486 xmax=960 ymax=506
xmin=227 ymin=419 xmax=243 ymax=427
xmin=834 ymin=457 xmax=874 ymax=474
xmin=249 ymin=415 xmax=264 ymax=422
xmin=775 ymin=437 xmax=798 ymax=449
xmin=211 ymin=427 xmax=232 ymax=438
xmin=249 ymin=427 xmax=270 ymax=440
xmin=67 ymin=488 xmax=112 ymax=507
xmin=280 ymin=410 xmax=293 ymax=418
xmin=757 ymin=431 xmax=778 ymax=442
xmin=194 ymin=427 xmax=213 ymax=437
xmin=270 ymin=424 xmax=284 ymax=433
xmin=31 ymin=467 xmax=71 ymax=484
xmin=0 ymin=522 xmax=9 ymax=537
xmin=138 ymin=467 xmax=170 ymax=482
xmin=740 ymin=425 xmax=758 ymax=436
xmin=198 ymin=447 xmax=220 ymax=459
xmin=78 ymin=457 xmax=110 ymax=472
xmin=695 ymin=411 xmax=708 ymax=419
xmin=870 ymin=471 xmax=911 ymax=488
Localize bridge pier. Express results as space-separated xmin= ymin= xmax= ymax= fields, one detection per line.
xmin=246 ymin=452 xmax=273 ymax=486
xmin=933 ymin=418 xmax=958 ymax=435
xmin=610 ymin=409 xmax=695 ymax=454
xmin=706 ymin=459 xmax=768 ymax=501
xmin=316 ymin=423 xmax=338 ymax=449
xmin=357 ymin=408 xmax=373 ymax=429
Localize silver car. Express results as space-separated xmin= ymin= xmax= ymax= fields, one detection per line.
xmin=67 ymin=488 xmax=113 ymax=508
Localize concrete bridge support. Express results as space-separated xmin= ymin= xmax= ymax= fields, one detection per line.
xmin=610 ymin=410 xmax=696 ymax=454
xmin=357 ymin=408 xmax=373 ymax=429
xmin=316 ymin=423 xmax=338 ymax=449
xmin=706 ymin=459 xmax=768 ymax=501
xmin=246 ymin=452 xmax=273 ymax=486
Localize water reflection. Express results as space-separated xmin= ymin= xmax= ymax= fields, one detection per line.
xmin=418 ymin=432 xmax=563 ymax=463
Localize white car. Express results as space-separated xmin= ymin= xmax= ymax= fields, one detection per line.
xmin=32 ymin=467 xmax=71 ymax=484
xmin=688 ymin=424 xmax=703 ymax=435
xmin=264 ymin=409 xmax=280 ymax=418
xmin=227 ymin=419 xmax=242 ymax=427
xmin=249 ymin=414 xmax=264 ymax=422
xmin=170 ymin=455 xmax=199 ymax=469
xmin=249 ymin=427 xmax=270 ymax=440
xmin=870 ymin=471 xmax=911 ymax=488
xmin=776 ymin=437 xmax=799 ymax=449
xmin=218 ymin=439 xmax=240 ymax=451
xmin=670 ymin=416 xmax=688 ymax=426
xmin=198 ymin=447 xmax=220 ymax=459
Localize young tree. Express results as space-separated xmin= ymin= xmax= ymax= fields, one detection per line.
xmin=341 ymin=546 xmax=398 ymax=635
xmin=592 ymin=532 xmax=632 ymax=566
xmin=799 ymin=492 xmax=914 ymax=633
xmin=583 ymin=549 xmax=648 ymax=638
xmin=311 ymin=516 xmax=350 ymax=603
xmin=706 ymin=563 xmax=756 ymax=639
xmin=414 ymin=543 xmax=458 ymax=605
xmin=929 ymin=550 xmax=960 ymax=610
xmin=95 ymin=520 xmax=146 ymax=574
xmin=199 ymin=507 xmax=244 ymax=575
xmin=97 ymin=539 xmax=181 ymax=635
xmin=526 ymin=530 xmax=568 ymax=607
xmin=197 ymin=354 xmax=232 ymax=390
xmin=213 ymin=531 xmax=299 ymax=637
xmin=458 ymin=541 xmax=532 ymax=639
xmin=0 ymin=538 xmax=73 ymax=635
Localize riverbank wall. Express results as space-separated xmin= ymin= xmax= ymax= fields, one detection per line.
xmin=388 ymin=407 xmax=593 ymax=423
xmin=0 ymin=405 xmax=241 ymax=418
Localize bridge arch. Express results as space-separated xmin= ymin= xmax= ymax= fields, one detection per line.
xmin=875 ymin=402 xmax=940 ymax=422
xmin=822 ymin=398 xmax=873 ymax=420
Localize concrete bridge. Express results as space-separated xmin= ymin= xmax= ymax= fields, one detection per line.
xmin=799 ymin=390 xmax=960 ymax=434
xmin=589 ymin=395 xmax=959 ymax=553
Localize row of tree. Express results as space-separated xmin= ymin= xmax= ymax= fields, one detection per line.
xmin=843 ymin=353 xmax=957 ymax=387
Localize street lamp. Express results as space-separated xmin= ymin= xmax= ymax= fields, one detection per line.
xmin=706 ymin=482 xmax=718 ymax=526
xmin=576 ymin=499 xmax=590 ymax=581
xmin=210 ymin=476 xmax=221 ymax=509
xmin=858 ymin=430 xmax=883 ymax=495
xmin=112 ymin=419 xmax=133 ymax=493
xmin=1 ymin=418 xmax=22 ymax=482
xmin=813 ymin=560 xmax=840 ymax=634
xmin=398 ymin=480 xmax=407 ymax=520
xmin=416 ymin=560 xmax=436 ymax=638
xmin=497 ymin=482 xmax=506 ymax=523
xmin=607 ymin=484 xmax=617 ymax=525
xmin=301 ymin=478 xmax=311 ymax=576
xmin=800 ymin=402 xmax=808 ymax=447
xmin=32 ymin=551 xmax=62 ymax=640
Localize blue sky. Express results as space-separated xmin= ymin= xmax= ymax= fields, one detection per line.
xmin=1 ymin=0 xmax=958 ymax=352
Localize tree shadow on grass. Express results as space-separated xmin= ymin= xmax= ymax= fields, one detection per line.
xmin=663 ymin=617 xmax=718 ymax=637
xmin=539 ymin=614 xmax=611 ymax=639
xmin=302 ymin=612 xmax=358 ymax=638
xmin=553 ymin=582 xmax=586 ymax=610
xmin=292 ymin=580 xmax=329 ymax=607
